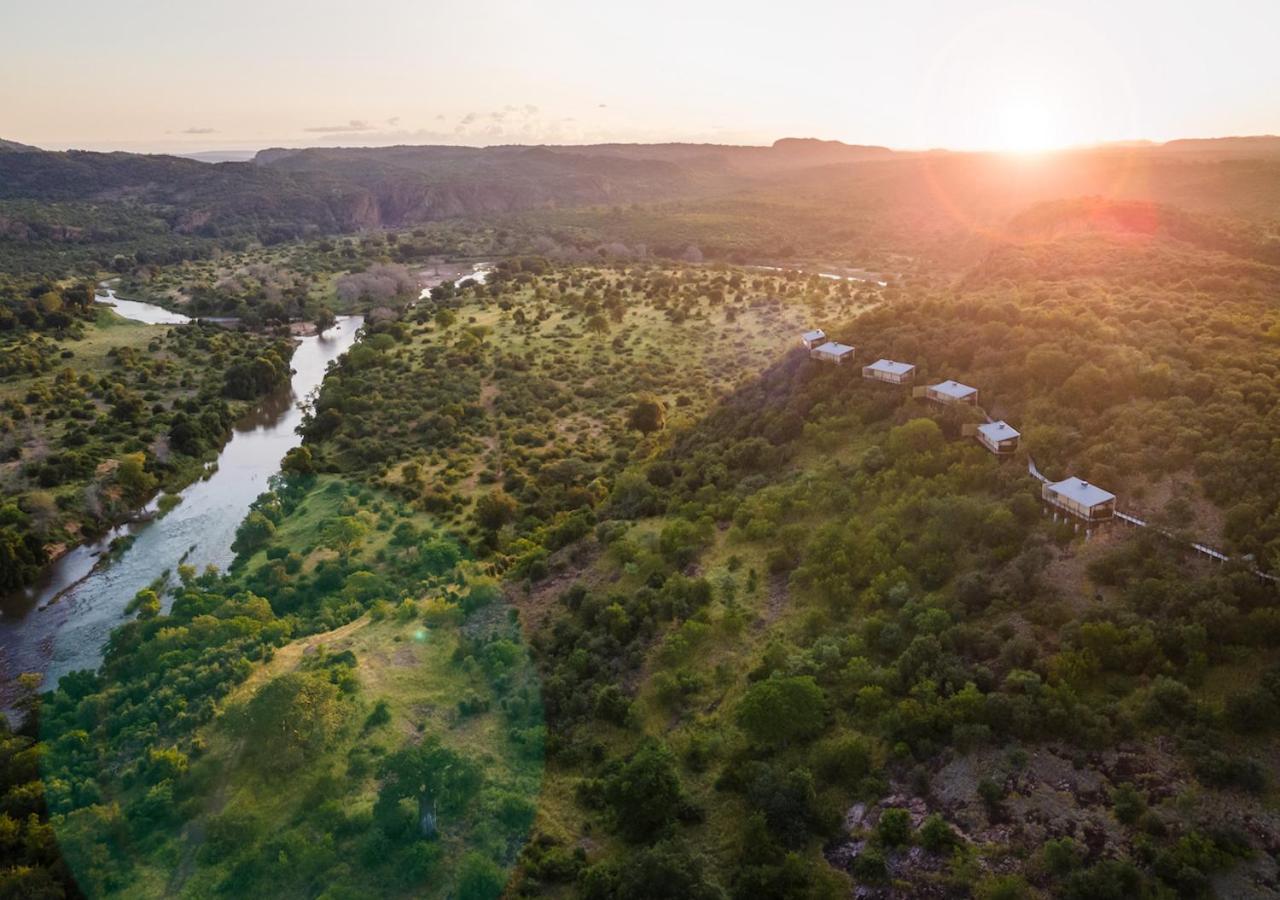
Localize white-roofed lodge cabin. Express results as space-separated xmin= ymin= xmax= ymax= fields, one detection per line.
xmin=923 ymin=380 xmax=978 ymax=405
xmin=862 ymin=358 xmax=915 ymax=384
xmin=976 ymin=420 xmax=1020 ymax=455
xmin=801 ymin=329 xmax=828 ymax=350
xmin=810 ymin=341 xmax=855 ymax=365
xmin=1043 ymin=477 xmax=1116 ymax=522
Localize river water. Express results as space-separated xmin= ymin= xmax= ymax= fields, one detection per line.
xmin=98 ymin=290 xmax=193 ymax=325
xmin=0 ymin=302 xmax=363 ymax=700
xmin=418 ymin=262 xmax=491 ymax=300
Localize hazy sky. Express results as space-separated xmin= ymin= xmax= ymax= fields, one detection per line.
xmin=3 ymin=0 xmax=1277 ymax=153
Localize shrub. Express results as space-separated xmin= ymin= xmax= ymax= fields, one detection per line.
xmin=850 ymin=847 xmax=886 ymax=882
xmin=876 ymin=808 xmax=912 ymax=847
xmin=457 ymin=852 xmax=505 ymax=900
xmin=736 ymin=675 xmax=828 ymax=749
xmin=919 ymin=813 xmax=956 ymax=853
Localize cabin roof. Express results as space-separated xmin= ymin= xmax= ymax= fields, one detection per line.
xmin=929 ymin=379 xmax=977 ymax=399
xmin=813 ymin=341 xmax=855 ymax=356
xmin=978 ymin=420 xmax=1020 ymax=441
xmin=1047 ymin=476 xmax=1116 ymax=507
xmin=866 ymin=358 xmax=915 ymax=375
xmin=802 ymin=329 xmax=827 ymax=342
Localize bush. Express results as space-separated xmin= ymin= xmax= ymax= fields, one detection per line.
xmin=1061 ymin=860 xmax=1145 ymax=900
xmin=1039 ymin=836 xmax=1082 ymax=877
xmin=975 ymin=874 xmax=1032 ymax=900
xmin=850 ymin=847 xmax=886 ymax=882
xmin=919 ymin=813 xmax=956 ymax=853
xmin=1110 ymin=782 xmax=1145 ymax=825
xmin=457 ymin=852 xmax=505 ymax=900
xmin=736 ymin=675 xmax=828 ymax=748
xmin=603 ymin=741 xmax=686 ymax=842
xmin=813 ymin=733 xmax=874 ymax=787
xmin=876 ymin=808 xmax=912 ymax=847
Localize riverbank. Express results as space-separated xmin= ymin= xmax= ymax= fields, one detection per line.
xmin=1 ymin=297 xmax=294 ymax=604
xmin=0 ymin=312 xmax=363 ymax=706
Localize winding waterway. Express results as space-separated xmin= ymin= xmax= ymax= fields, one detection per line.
xmin=0 ymin=299 xmax=363 ymax=701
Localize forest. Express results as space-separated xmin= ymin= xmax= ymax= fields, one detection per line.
xmin=1 ymin=142 xmax=1279 ymax=899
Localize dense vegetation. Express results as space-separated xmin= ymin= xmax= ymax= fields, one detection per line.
xmin=3 ymin=139 xmax=1280 ymax=898
xmin=18 ymin=474 xmax=541 ymax=898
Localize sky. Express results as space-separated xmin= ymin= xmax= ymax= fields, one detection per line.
xmin=2 ymin=0 xmax=1277 ymax=154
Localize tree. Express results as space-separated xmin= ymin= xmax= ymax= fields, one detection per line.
xmin=887 ymin=418 xmax=943 ymax=456
xmin=736 ymin=676 xmax=828 ymax=748
xmin=241 ymin=672 xmax=344 ymax=774
xmin=603 ymin=740 xmax=686 ymax=842
xmin=475 ymin=489 xmax=517 ymax=531
xmin=582 ymin=839 xmax=723 ymax=900
xmin=115 ymin=452 xmax=156 ymax=504
xmin=127 ymin=588 xmax=161 ymax=620
xmin=281 ymin=445 xmax=315 ymax=476
xmin=314 ymin=307 xmax=337 ymax=332
xmin=376 ymin=737 xmax=482 ymax=839
xmin=627 ymin=395 xmax=666 ymax=434
xmin=324 ymin=515 xmax=367 ymax=556
xmin=232 ymin=510 xmax=276 ymax=556
xmin=0 ymin=525 xmax=46 ymax=591
xmin=741 ymin=762 xmax=820 ymax=849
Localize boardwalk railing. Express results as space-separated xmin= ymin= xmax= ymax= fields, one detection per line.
xmin=1028 ymin=456 xmax=1274 ymax=584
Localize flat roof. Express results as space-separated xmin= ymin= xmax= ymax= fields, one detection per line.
xmin=813 ymin=341 xmax=855 ymax=356
xmin=866 ymin=358 xmax=915 ymax=375
xmin=1047 ymin=476 xmax=1116 ymax=507
xmin=929 ymin=379 xmax=977 ymax=399
xmin=802 ymin=329 xmax=827 ymax=341
xmin=978 ymin=420 xmax=1020 ymax=441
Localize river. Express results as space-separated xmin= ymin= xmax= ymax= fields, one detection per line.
xmin=418 ymin=261 xmax=491 ymax=300
xmin=0 ymin=300 xmax=363 ymax=702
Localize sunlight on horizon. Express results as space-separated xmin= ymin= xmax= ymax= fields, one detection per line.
xmin=1 ymin=0 xmax=1276 ymax=152
xmin=994 ymin=101 xmax=1062 ymax=153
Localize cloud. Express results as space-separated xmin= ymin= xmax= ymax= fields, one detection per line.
xmin=302 ymin=119 xmax=375 ymax=133
xmin=181 ymin=127 xmax=217 ymax=134
xmin=287 ymin=102 xmax=596 ymax=148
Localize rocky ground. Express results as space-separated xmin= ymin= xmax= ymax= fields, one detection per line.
xmin=825 ymin=741 xmax=1280 ymax=897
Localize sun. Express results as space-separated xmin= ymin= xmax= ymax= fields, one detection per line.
xmin=994 ymin=101 xmax=1060 ymax=153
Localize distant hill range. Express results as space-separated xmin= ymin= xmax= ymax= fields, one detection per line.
xmin=0 ymin=135 xmax=1278 ymax=250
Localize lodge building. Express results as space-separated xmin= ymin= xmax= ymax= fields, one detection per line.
xmin=801 ymin=329 xmax=828 ymax=350
xmin=810 ymin=341 xmax=855 ymax=365
xmin=923 ymin=380 xmax=978 ymax=405
xmin=1043 ymin=476 xmax=1116 ymax=522
xmin=862 ymin=358 xmax=916 ymax=384
xmin=976 ymin=420 xmax=1020 ymax=455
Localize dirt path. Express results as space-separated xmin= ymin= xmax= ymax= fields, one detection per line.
xmin=224 ymin=614 xmax=370 ymax=706
xmin=459 ymin=381 xmax=501 ymax=496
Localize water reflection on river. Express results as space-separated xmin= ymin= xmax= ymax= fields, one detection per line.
xmin=0 ymin=310 xmax=363 ymax=700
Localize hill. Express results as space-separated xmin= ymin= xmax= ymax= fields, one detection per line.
xmin=3 ymin=135 xmax=1280 ymax=279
